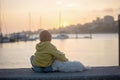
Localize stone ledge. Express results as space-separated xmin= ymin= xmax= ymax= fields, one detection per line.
xmin=0 ymin=66 xmax=120 ymax=80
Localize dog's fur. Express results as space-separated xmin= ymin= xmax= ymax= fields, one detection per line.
xmin=52 ymin=51 xmax=87 ymax=72
xmin=52 ymin=60 xmax=86 ymax=72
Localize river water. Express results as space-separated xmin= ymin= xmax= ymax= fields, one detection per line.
xmin=0 ymin=34 xmax=118 ymax=68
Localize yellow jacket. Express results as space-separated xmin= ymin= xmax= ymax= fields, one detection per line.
xmin=33 ymin=41 xmax=68 ymax=67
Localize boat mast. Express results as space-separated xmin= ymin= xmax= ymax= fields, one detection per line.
xmin=59 ymin=11 xmax=64 ymax=34
xmin=28 ymin=12 xmax=31 ymax=32
xmin=0 ymin=0 xmax=3 ymax=42
xmin=59 ymin=11 xmax=61 ymax=28
xmin=59 ymin=11 xmax=62 ymax=29
xmin=0 ymin=0 xmax=2 ymax=35
xmin=3 ymin=14 xmax=8 ymax=35
xmin=39 ymin=16 xmax=42 ymax=29
xmin=28 ymin=12 xmax=32 ymax=38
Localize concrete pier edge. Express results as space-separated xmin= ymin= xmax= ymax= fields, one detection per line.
xmin=0 ymin=66 xmax=120 ymax=80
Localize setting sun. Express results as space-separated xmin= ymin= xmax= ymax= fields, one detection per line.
xmin=62 ymin=21 xmax=69 ymax=27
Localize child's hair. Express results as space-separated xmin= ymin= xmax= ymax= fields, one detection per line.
xmin=40 ymin=30 xmax=52 ymax=42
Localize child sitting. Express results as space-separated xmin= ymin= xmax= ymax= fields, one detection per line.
xmin=30 ymin=30 xmax=68 ymax=73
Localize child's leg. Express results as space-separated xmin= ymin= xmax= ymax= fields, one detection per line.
xmin=30 ymin=55 xmax=34 ymax=66
xmin=32 ymin=66 xmax=43 ymax=72
xmin=43 ymin=66 xmax=53 ymax=73
xmin=30 ymin=55 xmax=43 ymax=72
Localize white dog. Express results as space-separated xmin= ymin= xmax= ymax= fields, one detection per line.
xmin=52 ymin=51 xmax=87 ymax=72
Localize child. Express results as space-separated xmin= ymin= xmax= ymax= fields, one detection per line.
xmin=30 ymin=30 xmax=68 ymax=73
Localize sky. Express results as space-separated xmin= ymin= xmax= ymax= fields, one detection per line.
xmin=0 ymin=0 xmax=120 ymax=34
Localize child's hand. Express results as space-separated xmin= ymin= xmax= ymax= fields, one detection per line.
xmin=65 ymin=58 xmax=69 ymax=61
xmin=58 ymin=50 xmax=64 ymax=55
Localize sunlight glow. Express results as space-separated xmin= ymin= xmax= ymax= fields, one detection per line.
xmin=56 ymin=0 xmax=63 ymax=5
xmin=0 ymin=0 xmax=119 ymax=33
xmin=66 ymin=3 xmax=77 ymax=8
xmin=62 ymin=21 xmax=69 ymax=27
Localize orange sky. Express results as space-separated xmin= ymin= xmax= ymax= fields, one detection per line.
xmin=0 ymin=0 xmax=120 ymax=34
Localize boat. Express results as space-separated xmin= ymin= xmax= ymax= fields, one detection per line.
xmin=0 ymin=34 xmax=2 ymax=43
xmin=1 ymin=37 xmax=10 ymax=43
xmin=53 ymin=33 xmax=69 ymax=39
xmin=53 ymin=11 xmax=69 ymax=39
xmin=26 ymin=35 xmax=37 ymax=41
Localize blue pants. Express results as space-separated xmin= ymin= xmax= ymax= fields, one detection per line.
xmin=30 ymin=55 xmax=53 ymax=73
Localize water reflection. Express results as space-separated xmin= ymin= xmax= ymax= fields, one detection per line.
xmin=0 ymin=34 xmax=118 ymax=68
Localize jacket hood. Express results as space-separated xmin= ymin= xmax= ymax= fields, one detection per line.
xmin=36 ymin=41 xmax=50 ymax=51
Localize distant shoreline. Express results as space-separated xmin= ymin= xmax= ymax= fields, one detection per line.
xmin=51 ymin=32 xmax=118 ymax=34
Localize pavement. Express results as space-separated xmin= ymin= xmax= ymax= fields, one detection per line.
xmin=0 ymin=66 xmax=120 ymax=80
